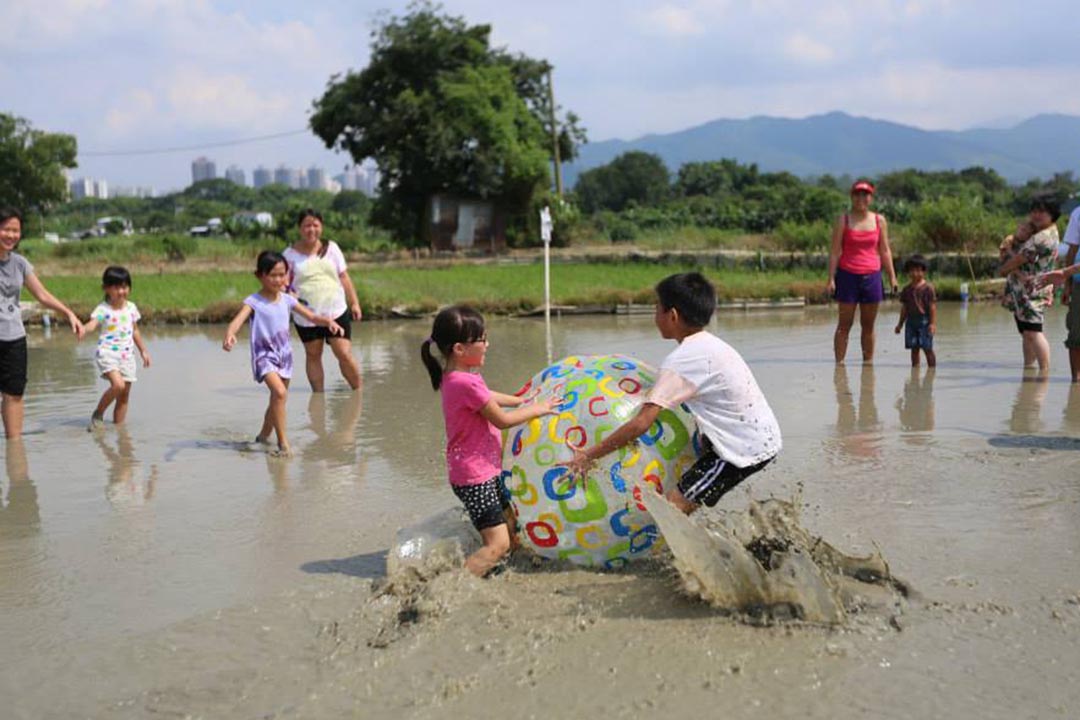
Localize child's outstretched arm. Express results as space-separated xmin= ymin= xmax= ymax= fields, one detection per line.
xmin=895 ymin=304 xmax=907 ymax=334
xmin=133 ymin=323 xmax=151 ymax=368
xmin=929 ymin=297 xmax=937 ymax=336
xmin=563 ymin=402 xmax=663 ymax=486
xmin=479 ymin=396 xmax=558 ymax=430
xmin=490 ymin=390 xmax=525 ymax=407
xmin=293 ymin=304 xmax=344 ymax=336
xmin=222 ymin=305 xmax=254 ymax=351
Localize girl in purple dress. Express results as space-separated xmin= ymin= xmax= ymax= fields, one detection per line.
xmin=223 ymin=251 xmax=342 ymax=456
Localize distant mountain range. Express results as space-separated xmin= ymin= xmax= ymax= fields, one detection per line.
xmin=564 ymin=111 xmax=1080 ymax=186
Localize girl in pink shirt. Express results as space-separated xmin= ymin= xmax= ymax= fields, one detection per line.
xmin=421 ymin=306 xmax=558 ymax=577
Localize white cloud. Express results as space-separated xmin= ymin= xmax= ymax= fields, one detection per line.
xmin=783 ymin=32 xmax=835 ymax=64
xmin=165 ymin=67 xmax=292 ymax=131
xmin=643 ymin=4 xmax=706 ymax=36
xmin=105 ymin=89 xmax=156 ymax=134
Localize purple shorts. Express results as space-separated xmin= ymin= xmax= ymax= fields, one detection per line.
xmin=834 ymin=268 xmax=884 ymax=304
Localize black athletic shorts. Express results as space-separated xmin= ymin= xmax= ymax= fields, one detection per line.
xmin=677 ymin=437 xmax=774 ymax=508
xmin=1014 ymin=317 xmax=1043 ymax=334
xmin=452 ymin=476 xmax=510 ymax=531
xmin=295 ymin=310 xmax=352 ymax=344
xmin=0 ymin=336 xmax=28 ymax=397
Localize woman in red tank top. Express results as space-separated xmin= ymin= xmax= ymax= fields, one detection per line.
xmin=826 ymin=180 xmax=898 ymax=363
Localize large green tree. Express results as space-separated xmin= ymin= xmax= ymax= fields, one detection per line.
xmin=575 ymin=152 xmax=670 ymax=213
xmin=0 ymin=113 xmax=77 ymax=211
xmin=309 ymin=3 xmax=585 ymax=244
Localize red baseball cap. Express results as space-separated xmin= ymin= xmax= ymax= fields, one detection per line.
xmin=851 ymin=180 xmax=875 ymax=195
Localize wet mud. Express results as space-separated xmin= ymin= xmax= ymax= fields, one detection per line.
xmin=3 ymin=307 xmax=1080 ymax=719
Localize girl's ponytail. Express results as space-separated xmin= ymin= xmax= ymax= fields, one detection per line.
xmin=421 ymin=337 xmax=443 ymax=391
xmin=421 ymin=305 xmax=486 ymax=392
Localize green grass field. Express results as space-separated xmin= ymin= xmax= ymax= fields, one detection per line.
xmin=31 ymin=262 xmax=977 ymax=322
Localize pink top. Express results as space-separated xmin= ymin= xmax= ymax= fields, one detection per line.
xmin=440 ymin=371 xmax=502 ymax=486
xmin=838 ymin=214 xmax=882 ymax=274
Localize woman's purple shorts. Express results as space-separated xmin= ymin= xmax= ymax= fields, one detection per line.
xmin=834 ymin=268 xmax=884 ymax=304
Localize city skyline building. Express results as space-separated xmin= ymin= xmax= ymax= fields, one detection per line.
xmin=252 ymin=166 xmax=272 ymax=188
xmin=191 ymin=156 xmax=216 ymax=184
xmin=306 ymin=166 xmax=327 ymax=192
xmin=69 ymin=177 xmax=110 ymax=200
xmin=224 ymin=165 xmax=246 ymax=186
xmin=274 ymin=165 xmax=301 ymax=190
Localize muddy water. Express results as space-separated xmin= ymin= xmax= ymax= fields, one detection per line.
xmin=2 ymin=303 xmax=1080 ymax=719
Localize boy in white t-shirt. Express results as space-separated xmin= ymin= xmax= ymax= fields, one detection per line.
xmin=566 ymin=272 xmax=781 ymax=514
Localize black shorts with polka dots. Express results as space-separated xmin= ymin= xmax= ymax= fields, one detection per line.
xmin=452 ymin=476 xmax=510 ymax=531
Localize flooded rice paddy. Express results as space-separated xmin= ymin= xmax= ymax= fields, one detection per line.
xmin=1 ymin=302 xmax=1079 ymax=719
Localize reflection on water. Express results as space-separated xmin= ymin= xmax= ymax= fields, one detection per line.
xmin=895 ymin=367 xmax=936 ymax=437
xmin=95 ymin=426 xmax=157 ymax=509
xmin=302 ymin=389 xmax=363 ymax=467
xmin=3 ymin=303 xmax=1080 ymax=667
xmin=830 ymin=365 xmax=883 ymax=463
xmin=1064 ymin=384 xmax=1080 ymax=433
xmin=1009 ymin=374 xmax=1050 ymax=434
xmin=0 ymin=438 xmax=39 ymax=538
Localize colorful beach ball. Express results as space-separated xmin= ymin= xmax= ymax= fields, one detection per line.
xmin=503 ymin=354 xmax=701 ymax=568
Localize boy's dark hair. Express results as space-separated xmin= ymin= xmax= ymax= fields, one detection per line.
xmin=903 ymin=254 xmax=928 ymax=273
xmin=255 ymin=250 xmax=288 ymax=276
xmin=102 ymin=265 xmax=132 ymax=288
xmin=0 ymin=208 xmax=23 ymax=226
xmin=1030 ymin=195 xmax=1061 ymax=223
xmin=420 ymin=305 xmax=486 ymax=391
xmin=655 ymin=272 xmax=716 ymax=328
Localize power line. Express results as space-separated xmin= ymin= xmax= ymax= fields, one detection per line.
xmin=80 ymin=129 xmax=311 ymax=158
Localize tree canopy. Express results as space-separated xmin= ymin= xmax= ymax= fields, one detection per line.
xmin=309 ymin=2 xmax=585 ymax=244
xmin=575 ymin=152 xmax=671 ymax=213
xmin=0 ymin=113 xmax=77 ymax=212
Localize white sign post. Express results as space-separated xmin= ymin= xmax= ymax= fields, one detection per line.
xmin=540 ymin=206 xmax=554 ymax=364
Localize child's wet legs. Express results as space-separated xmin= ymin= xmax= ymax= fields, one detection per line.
xmin=262 ymin=372 xmax=291 ymax=453
xmin=93 ymin=371 xmax=126 ymax=424
xmin=465 ymin=523 xmax=511 ymax=577
xmin=665 ymin=485 xmax=699 ymax=515
xmin=1069 ymin=347 xmax=1080 ymax=382
xmin=112 ymin=382 xmax=133 ymax=424
xmin=924 ymin=348 xmax=936 ymax=367
xmin=910 ymin=348 xmax=921 ymax=367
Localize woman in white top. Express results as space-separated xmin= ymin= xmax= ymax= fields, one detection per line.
xmin=282 ymin=209 xmax=362 ymax=391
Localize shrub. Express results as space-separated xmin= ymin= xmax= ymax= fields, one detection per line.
xmin=910 ymin=197 xmax=1008 ymax=252
xmin=772 ymin=221 xmax=832 ymax=252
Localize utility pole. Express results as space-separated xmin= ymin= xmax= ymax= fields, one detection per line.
xmin=546 ymin=68 xmax=563 ymax=198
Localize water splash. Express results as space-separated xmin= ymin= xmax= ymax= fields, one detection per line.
xmin=638 ymin=484 xmax=908 ymax=624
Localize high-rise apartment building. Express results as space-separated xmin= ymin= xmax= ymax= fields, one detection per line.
xmin=306 ymin=166 xmax=327 ymax=192
xmin=191 ymin=156 xmax=217 ymax=184
xmin=70 ymin=177 xmax=110 ymax=200
xmin=274 ymin=165 xmax=301 ymax=189
xmin=252 ymin=166 xmax=272 ymax=188
xmin=224 ymin=165 xmax=246 ymax=186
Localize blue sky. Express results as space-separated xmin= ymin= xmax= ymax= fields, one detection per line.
xmin=4 ymin=0 xmax=1077 ymax=191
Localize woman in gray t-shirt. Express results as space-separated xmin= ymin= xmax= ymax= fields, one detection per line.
xmin=0 ymin=208 xmax=85 ymax=438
